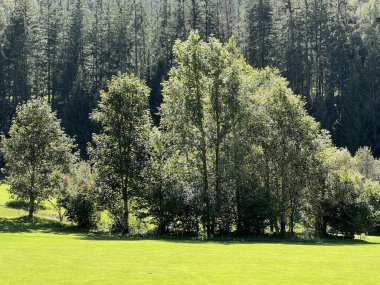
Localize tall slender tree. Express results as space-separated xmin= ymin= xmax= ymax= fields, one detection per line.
xmin=91 ymin=74 xmax=152 ymax=233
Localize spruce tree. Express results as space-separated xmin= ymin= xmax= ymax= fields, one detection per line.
xmin=243 ymin=0 xmax=273 ymax=68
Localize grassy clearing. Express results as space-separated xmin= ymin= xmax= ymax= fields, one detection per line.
xmin=1 ymin=184 xmax=380 ymax=284
xmin=1 ymin=221 xmax=380 ymax=285
xmin=0 ymin=184 xmax=11 ymax=205
xmin=0 ymin=184 xmax=58 ymax=219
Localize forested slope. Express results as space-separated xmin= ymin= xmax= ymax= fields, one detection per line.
xmin=0 ymin=0 xmax=379 ymax=156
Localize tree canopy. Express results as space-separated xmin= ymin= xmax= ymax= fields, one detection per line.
xmin=1 ymin=99 xmax=76 ymax=218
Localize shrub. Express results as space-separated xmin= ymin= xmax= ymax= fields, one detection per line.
xmin=60 ymin=162 xmax=99 ymax=228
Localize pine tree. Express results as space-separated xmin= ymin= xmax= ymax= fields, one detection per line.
xmin=3 ymin=0 xmax=39 ymax=105
xmin=272 ymin=0 xmax=309 ymax=100
xmin=148 ymin=0 xmax=173 ymax=122
xmin=36 ymin=0 xmax=63 ymax=103
xmin=0 ymin=2 xmax=8 ymax=134
xmin=57 ymin=0 xmax=94 ymax=156
xmin=131 ymin=0 xmax=149 ymax=77
xmin=242 ymin=0 xmax=273 ymax=68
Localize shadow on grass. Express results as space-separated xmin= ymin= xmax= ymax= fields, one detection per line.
xmin=80 ymin=232 xmax=380 ymax=246
xmin=1 ymin=216 xmax=378 ymax=246
xmin=0 ymin=216 xmax=84 ymax=235
xmin=5 ymin=200 xmax=48 ymax=211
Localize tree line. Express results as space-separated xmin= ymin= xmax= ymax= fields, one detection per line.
xmin=0 ymin=0 xmax=379 ymax=159
xmin=2 ymin=32 xmax=380 ymax=239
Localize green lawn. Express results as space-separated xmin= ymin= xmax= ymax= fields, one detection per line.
xmin=1 ymin=184 xmax=380 ymax=284
xmin=0 ymin=184 xmax=11 ymax=205
xmin=0 ymin=184 xmax=57 ymax=218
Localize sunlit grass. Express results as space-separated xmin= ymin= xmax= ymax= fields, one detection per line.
xmin=1 ymin=183 xmax=380 ymax=284
xmin=1 ymin=222 xmax=380 ymax=285
xmin=0 ymin=184 xmax=59 ymax=219
xmin=0 ymin=184 xmax=10 ymax=205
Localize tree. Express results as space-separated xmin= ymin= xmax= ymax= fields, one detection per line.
xmin=242 ymin=0 xmax=273 ymax=68
xmin=2 ymin=0 xmax=37 ymax=105
xmin=0 ymin=98 xmax=76 ymax=218
xmin=38 ymin=0 xmax=63 ymax=104
xmin=148 ymin=0 xmax=175 ymax=123
xmin=90 ymin=73 xmax=152 ymax=233
xmin=161 ymin=32 xmax=212 ymax=237
xmin=59 ymin=161 xmax=99 ymax=228
xmin=354 ymin=147 xmax=376 ymax=179
xmin=147 ymin=127 xmax=199 ymax=235
xmin=253 ymin=68 xmax=321 ymax=237
xmin=0 ymin=2 xmax=8 ymax=140
xmin=326 ymin=170 xmax=374 ymax=238
xmin=307 ymin=145 xmax=380 ymax=238
xmin=272 ymin=0 xmax=309 ymax=100
xmin=131 ymin=0 xmax=149 ymax=77
xmin=161 ymin=31 xmax=244 ymax=238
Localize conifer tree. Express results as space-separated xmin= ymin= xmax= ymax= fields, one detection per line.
xmin=242 ymin=0 xmax=273 ymax=68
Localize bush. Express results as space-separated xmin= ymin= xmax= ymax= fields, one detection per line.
xmin=326 ymin=171 xmax=374 ymax=238
xmin=59 ymin=162 xmax=99 ymax=229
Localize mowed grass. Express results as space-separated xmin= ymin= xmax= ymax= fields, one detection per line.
xmin=0 ymin=184 xmax=57 ymax=218
xmin=1 ymin=184 xmax=380 ymax=284
xmin=0 ymin=184 xmax=11 ymax=205
xmin=0 ymin=184 xmax=27 ymax=218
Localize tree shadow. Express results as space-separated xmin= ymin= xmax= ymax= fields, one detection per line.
xmin=80 ymin=233 xmax=380 ymax=246
xmin=5 ymin=200 xmax=48 ymax=211
xmin=0 ymin=216 xmax=84 ymax=235
xmin=1 ymin=216 xmax=378 ymax=246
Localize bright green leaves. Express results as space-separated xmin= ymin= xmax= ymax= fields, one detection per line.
xmin=1 ymin=98 xmax=76 ymax=217
xmin=90 ymin=73 xmax=152 ymax=233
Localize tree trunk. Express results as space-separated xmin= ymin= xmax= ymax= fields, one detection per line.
xmin=233 ymin=126 xmax=243 ymax=235
xmin=316 ymin=216 xmax=328 ymax=238
xmin=235 ymin=186 xmax=242 ymax=235
xmin=274 ymin=219 xmax=279 ymax=234
xmin=289 ymin=202 xmax=295 ymax=236
xmin=28 ymin=195 xmax=35 ymax=219
xmin=289 ymin=211 xmax=294 ymax=236
xmin=57 ymin=204 xmax=64 ymax=222
xmin=202 ymin=152 xmax=211 ymax=240
xmin=280 ymin=214 xmax=286 ymax=238
xmin=322 ymin=217 xmax=327 ymax=237
xmin=121 ymin=188 xmax=129 ymax=234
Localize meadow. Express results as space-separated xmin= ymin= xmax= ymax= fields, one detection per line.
xmin=1 ymin=184 xmax=380 ymax=284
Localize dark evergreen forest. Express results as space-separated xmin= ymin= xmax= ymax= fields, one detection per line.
xmin=0 ymin=0 xmax=379 ymax=158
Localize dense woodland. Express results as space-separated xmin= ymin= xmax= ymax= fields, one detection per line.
xmin=2 ymin=32 xmax=380 ymax=239
xmin=1 ymin=0 xmax=380 ymax=239
xmin=0 ymin=0 xmax=379 ymax=155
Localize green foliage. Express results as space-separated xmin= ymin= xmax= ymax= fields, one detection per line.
xmin=307 ymin=146 xmax=380 ymax=238
xmin=159 ymin=32 xmax=324 ymax=238
xmin=0 ymin=0 xmax=379 ymax=240
xmin=255 ymin=69 xmax=321 ymax=236
xmin=326 ymin=171 xmax=375 ymax=238
xmin=147 ymin=128 xmax=200 ymax=235
xmin=59 ymin=162 xmax=99 ymax=228
xmin=90 ymin=73 xmax=152 ymax=233
xmin=0 ymin=0 xmax=379 ymax=157
xmin=0 ymin=99 xmax=76 ymax=218
xmin=160 ymin=31 xmax=250 ymax=237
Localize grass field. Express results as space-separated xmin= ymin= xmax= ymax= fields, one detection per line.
xmin=1 ymin=184 xmax=380 ymax=284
